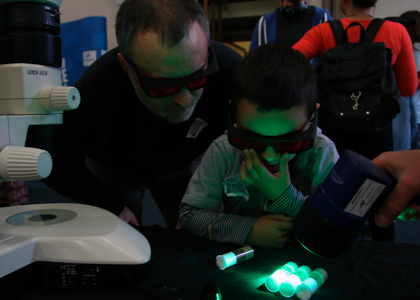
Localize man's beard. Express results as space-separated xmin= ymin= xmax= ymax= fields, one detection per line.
xmin=165 ymin=102 xmax=197 ymax=124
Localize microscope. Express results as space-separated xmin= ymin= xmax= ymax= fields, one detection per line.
xmin=0 ymin=0 xmax=79 ymax=181
xmin=0 ymin=0 xmax=151 ymax=288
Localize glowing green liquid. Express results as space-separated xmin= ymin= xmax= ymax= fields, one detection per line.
xmin=309 ymin=270 xmax=325 ymax=286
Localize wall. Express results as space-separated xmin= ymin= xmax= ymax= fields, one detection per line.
xmin=59 ymin=0 xmax=420 ymax=50
xmin=374 ymin=1 xmax=420 ymax=19
xmin=60 ymin=0 xmax=119 ymax=50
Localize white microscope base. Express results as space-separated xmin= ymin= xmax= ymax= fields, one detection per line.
xmin=0 ymin=203 xmax=151 ymax=278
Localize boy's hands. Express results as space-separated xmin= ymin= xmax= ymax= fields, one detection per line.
xmin=245 ymin=214 xmax=293 ymax=248
xmin=239 ymin=149 xmax=291 ymax=200
xmin=240 ymin=149 xmax=294 ymax=247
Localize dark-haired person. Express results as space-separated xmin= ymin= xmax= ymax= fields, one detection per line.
xmin=178 ymin=44 xmax=339 ymax=249
xmin=293 ymin=0 xmax=417 ymax=159
xmin=40 ymin=0 xmax=242 ymax=228
xmin=249 ymin=0 xmax=332 ymax=68
xmin=292 ymin=0 xmax=417 ymax=241
xmin=393 ymin=10 xmax=420 ymax=151
xmin=403 ymin=10 xmax=420 ymax=150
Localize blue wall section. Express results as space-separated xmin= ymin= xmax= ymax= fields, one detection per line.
xmin=60 ymin=16 xmax=107 ymax=86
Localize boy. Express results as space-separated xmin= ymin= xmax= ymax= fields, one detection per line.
xmin=178 ymin=44 xmax=339 ymax=249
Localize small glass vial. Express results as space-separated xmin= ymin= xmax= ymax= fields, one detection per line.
xmin=265 ymin=261 xmax=298 ymax=293
xmin=215 ymin=246 xmax=254 ymax=270
xmin=279 ymin=265 xmax=312 ymax=298
xmin=295 ymin=268 xmax=328 ymax=300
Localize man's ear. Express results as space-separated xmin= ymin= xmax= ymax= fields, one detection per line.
xmin=117 ymin=52 xmax=130 ymax=73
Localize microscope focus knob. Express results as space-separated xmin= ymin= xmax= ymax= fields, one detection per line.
xmin=0 ymin=146 xmax=52 ymax=181
xmin=39 ymin=86 xmax=81 ymax=112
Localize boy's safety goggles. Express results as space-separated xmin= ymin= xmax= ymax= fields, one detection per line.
xmin=124 ymin=45 xmax=219 ymax=98
xmin=227 ymin=108 xmax=317 ymax=154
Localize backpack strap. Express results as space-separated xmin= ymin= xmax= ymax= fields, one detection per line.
xmin=328 ymin=18 xmax=386 ymax=45
xmin=328 ymin=20 xmax=345 ymax=45
xmin=364 ymin=18 xmax=386 ymax=42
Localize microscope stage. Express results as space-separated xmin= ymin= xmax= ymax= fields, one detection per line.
xmin=0 ymin=203 xmax=151 ymax=278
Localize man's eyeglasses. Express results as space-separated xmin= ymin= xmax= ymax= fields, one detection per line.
xmin=227 ymin=108 xmax=317 ymax=154
xmin=124 ymin=46 xmax=219 ymax=98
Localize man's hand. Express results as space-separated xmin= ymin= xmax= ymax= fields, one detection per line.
xmin=372 ymin=150 xmax=420 ymax=227
xmin=118 ymin=206 xmax=140 ymax=226
xmin=245 ymin=214 xmax=293 ymax=248
xmin=239 ymin=149 xmax=291 ymax=200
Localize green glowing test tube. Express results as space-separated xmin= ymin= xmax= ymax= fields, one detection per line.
xmin=295 ymin=268 xmax=328 ymax=300
xmin=215 ymin=246 xmax=254 ymax=270
xmin=265 ymin=261 xmax=298 ymax=293
xmin=279 ymin=265 xmax=312 ymax=298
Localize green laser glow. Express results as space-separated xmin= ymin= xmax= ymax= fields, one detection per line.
xmin=295 ymin=268 xmax=328 ymax=300
xmin=215 ymin=246 xmax=254 ymax=270
xmin=279 ymin=265 xmax=312 ymax=298
xmin=265 ymin=261 xmax=298 ymax=293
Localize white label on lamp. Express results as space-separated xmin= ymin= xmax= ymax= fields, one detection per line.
xmin=344 ymin=179 xmax=386 ymax=217
xmin=83 ymin=50 xmax=97 ymax=67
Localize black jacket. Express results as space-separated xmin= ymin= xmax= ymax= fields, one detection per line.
xmin=41 ymin=41 xmax=242 ymax=214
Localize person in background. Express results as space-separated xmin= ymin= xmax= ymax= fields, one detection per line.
xmin=293 ymin=0 xmax=417 ymax=160
xmin=372 ymin=150 xmax=420 ymax=227
xmin=249 ymin=0 xmax=332 ymax=67
xmin=179 ymin=44 xmax=339 ymax=249
xmin=38 ymin=0 xmax=242 ymax=228
xmin=292 ymin=0 xmax=417 ymax=241
xmin=405 ymin=10 xmax=420 ymax=150
xmin=392 ymin=10 xmax=420 ymax=151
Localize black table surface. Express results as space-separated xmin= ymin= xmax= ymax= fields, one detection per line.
xmin=4 ymin=226 xmax=420 ymax=300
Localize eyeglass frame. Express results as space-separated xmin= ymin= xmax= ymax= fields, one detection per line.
xmin=227 ymin=106 xmax=318 ymax=154
xmin=123 ymin=45 xmax=219 ymax=98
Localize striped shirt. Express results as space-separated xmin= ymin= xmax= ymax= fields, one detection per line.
xmin=179 ymin=129 xmax=339 ymax=246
